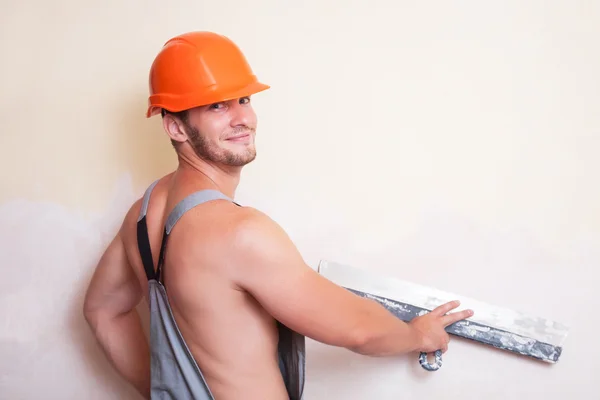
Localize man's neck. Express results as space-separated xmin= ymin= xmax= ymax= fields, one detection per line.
xmin=175 ymin=154 xmax=241 ymax=199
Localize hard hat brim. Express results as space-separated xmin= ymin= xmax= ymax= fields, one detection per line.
xmin=146 ymin=80 xmax=270 ymax=118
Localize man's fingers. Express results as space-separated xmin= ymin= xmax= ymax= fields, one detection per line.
xmin=441 ymin=309 xmax=474 ymax=327
xmin=431 ymin=300 xmax=461 ymax=317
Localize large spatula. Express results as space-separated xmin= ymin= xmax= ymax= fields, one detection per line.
xmin=317 ymin=259 xmax=569 ymax=371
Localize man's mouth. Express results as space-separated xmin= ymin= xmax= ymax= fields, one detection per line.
xmin=226 ymin=132 xmax=252 ymax=142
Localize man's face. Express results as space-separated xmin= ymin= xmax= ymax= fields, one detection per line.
xmin=182 ymin=96 xmax=258 ymax=167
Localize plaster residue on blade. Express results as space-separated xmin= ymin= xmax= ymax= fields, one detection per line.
xmin=450 ymin=319 xmax=562 ymax=362
xmin=350 ymin=288 xmax=563 ymax=363
xmin=357 ymin=291 xmax=416 ymax=321
xmin=317 ymin=260 xmax=569 ymax=347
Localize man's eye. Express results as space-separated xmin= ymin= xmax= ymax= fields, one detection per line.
xmin=210 ymin=103 xmax=224 ymax=109
xmin=240 ymin=97 xmax=251 ymax=104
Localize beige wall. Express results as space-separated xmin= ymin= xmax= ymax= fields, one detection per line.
xmin=1 ymin=1 xmax=598 ymax=398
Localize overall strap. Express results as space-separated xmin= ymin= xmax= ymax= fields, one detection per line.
xmin=137 ymin=179 xmax=160 ymax=281
xmin=165 ymin=190 xmax=233 ymax=234
xmin=136 ymin=182 xmax=234 ymax=282
xmin=154 ymin=189 xmax=234 ymax=283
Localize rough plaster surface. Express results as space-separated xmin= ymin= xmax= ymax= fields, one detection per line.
xmin=0 ymin=175 xmax=144 ymax=399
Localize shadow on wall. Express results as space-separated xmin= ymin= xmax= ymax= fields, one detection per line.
xmin=112 ymin=87 xmax=178 ymax=192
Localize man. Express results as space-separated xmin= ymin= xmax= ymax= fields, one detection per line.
xmin=83 ymin=31 xmax=474 ymax=400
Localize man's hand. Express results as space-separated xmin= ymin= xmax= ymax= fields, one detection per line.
xmin=409 ymin=300 xmax=473 ymax=353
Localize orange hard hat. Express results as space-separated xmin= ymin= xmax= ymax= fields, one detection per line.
xmin=146 ymin=31 xmax=270 ymax=118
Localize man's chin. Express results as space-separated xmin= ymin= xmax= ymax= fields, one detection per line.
xmin=224 ymin=152 xmax=256 ymax=167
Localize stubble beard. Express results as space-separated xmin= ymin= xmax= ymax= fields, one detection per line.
xmin=187 ymin=125 xmax=257 ymax=167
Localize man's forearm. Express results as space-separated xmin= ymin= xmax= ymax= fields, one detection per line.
xmin=349 ymin=298 xmax=422 ymax=357
xmin=86 ymin=309 xmax=150 ymax=399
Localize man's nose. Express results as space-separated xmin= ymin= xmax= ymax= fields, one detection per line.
xmin=230 ymin=101 xmax=255 ymax=128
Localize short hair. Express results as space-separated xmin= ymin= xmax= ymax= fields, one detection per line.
xmin=161 ymin=108 xmax=189 ymax=122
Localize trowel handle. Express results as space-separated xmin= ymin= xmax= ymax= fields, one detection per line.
xmin=419 ymin=350 xmax=443 ymax=371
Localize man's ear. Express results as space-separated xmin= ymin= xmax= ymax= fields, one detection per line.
xmin=162 ymin=114 xmax=189 ymax=145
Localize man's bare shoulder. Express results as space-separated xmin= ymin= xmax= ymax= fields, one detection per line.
xmin=222 ymin=205 xmax=292 ymax=252
xmin=118 ymin=197 xmax=145 ymax=236
xmin=180 ymin=202 xmax=298 ymax=270
xmin=208 ymin=205 xmax=307 ymax=281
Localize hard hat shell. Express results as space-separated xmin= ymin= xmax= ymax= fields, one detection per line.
xmin=146 ymin=31 xmax=270 ymax=118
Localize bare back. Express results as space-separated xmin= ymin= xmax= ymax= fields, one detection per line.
xmin=120 ymin=175 xmax=291 ymax=400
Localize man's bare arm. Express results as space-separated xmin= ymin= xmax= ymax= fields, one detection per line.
xmin=229 ymin=209 xmax=473 ymax=357
xmin=83 ymin=230 xmax=150 ymax=399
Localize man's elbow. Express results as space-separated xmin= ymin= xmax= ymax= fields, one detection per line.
xmin=345 ymin=325 xmax=377 ymax=356
xmin=82 ymin=299 xmax=98 ymax=329
xmin=82 ymin=292 xmax=105 ymax=332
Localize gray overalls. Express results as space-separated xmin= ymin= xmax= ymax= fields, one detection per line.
xmin=136 ymin=180 xmax=306 ymax=399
